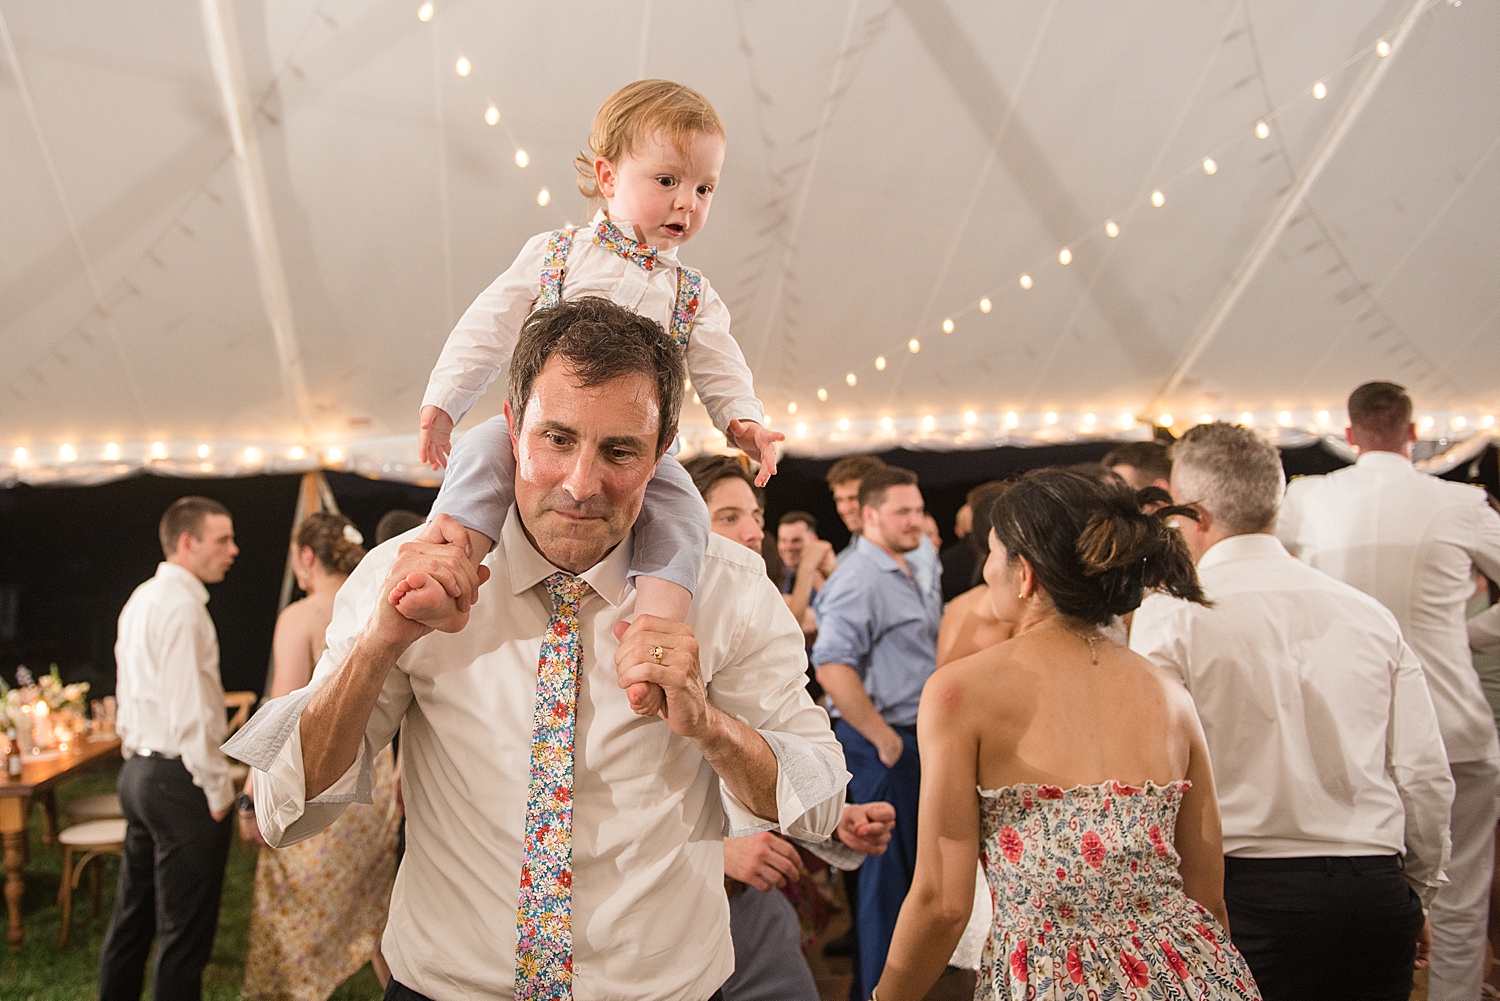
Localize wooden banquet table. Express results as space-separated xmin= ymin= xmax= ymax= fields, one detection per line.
xmin=0 ymin=735 xmax=122 ymax=950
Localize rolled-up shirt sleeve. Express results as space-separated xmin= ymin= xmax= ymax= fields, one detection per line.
xmin=683 ymin=281 xmax=765 ymax=435
xmin=809 ymin=569 xmax=873 ymax=672
xmin=1387 ymin=636 xmax=1456 ymax=906
xmin=706 ymin=573 xmax=848 ymax=842
xmin=224 ymin=546 xmax=412 ymax=847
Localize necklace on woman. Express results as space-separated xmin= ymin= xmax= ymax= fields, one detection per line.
xmin=1053 ymin=622 xmax=1101 ymax=665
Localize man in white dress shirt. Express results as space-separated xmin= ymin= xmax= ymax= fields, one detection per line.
xmin=100 ymin=496 xmax=240 ymax=1001
xmin=227 ymin=298 xmax=848 ymax=1001
xmin=1132 ymin=422 xmax=1454 ymax=1001
xmin=1277 ymin=382 xmax=1500 ymax=1001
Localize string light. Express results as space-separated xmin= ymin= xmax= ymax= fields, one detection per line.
xmin=964 ymin=411 xmax=977 ymax=425
xmin=875 ymin=356 xmax=886 ymax=371
xmin=1058 ymin=248 xmax=1072 ymax=266
xmin=58 ymin=444 xmax=76 ymax=462
xmin=485 ymin=106 xmax=500 ymax=126
xmin=921 ymin=415 xmax=935 ymax=431
xmin=1151 ymin=190 xmax=1165 ymax=208
xmin=1240 ymin=412 xmax=1254 ymax=425
xmin=787 ymin=402 xmax=797 ymax=414
xmin=838 ymin=418 xmax=851 ymax=431
xmin=417 ymin=2 xmax=433 ymax=21
xmin=455 ymin=57 xmax=471 ymax=77
xmin=1316 ymin=410 xmax=1330 ymax=424
xmin=1453 ymin=416 xmax=1467 ymax=429
xmin=1158 ymin=414 xmax=1173 ymax=427
xmin=151 ymin=441 xmax=166 ymax=459
xmin=1118 ymin=413 xmax=1134 ymax=429
xmin=1419 ymin=415 xmax=1435 ymax=429
xmin=817 ymin=388 xmax=828 ymax=402
xmin=1255 ymin=121 xmax=1270 ymax=139
xmin=1312 ymin=81 xmax=1327 ymax=100
xmin=795 ymin=422 xmax=807 ymax=435
xmin=1082 ymin=413 xmax=1096 ymax=426
xmin=1377 ymin=39 xmax=1391 ymax=57
xmin=942 ymin=318 xmax=954 ymax=333
xmin=103 ymin=442 xmax=120 ymax=460
xmin=1481 ymin=415 xmax=1495 ymax=428
xmin=1019 ymin=274 xmax=1033 ymax=290
xmin=244 ymin=447 xmax=262 ymax=463
xmin=1044 ymin=411 xmax=1058 ymax=424
xmin=979 ymin=297 xmax=992 ymax=313
xmin=1105 ymin=220 xmax=1120 ymax=238
xmin=1199 ymin=414 xmax=1213 ymax=424
xmin=1278 ymin=411 xmax=1293 ymax=426
xmin=287 ymin=445 xmax=305 ymax=460
xmin=197 ymin=443 xmax=210 ymax=458
xmin=908 ymin=338 xmax=920 ymax=353
xmin=12 ymin=447 xmax=25 ymax=464
xmin=1202 ymin=158 xmax=1218 ymax=175
xmin=845 ymin=373 xmax=857 ymax=387
xmin=536 ymin=188 xmax=551 ymax=207
xmin=326 ymin=447 xmax=344 ymax=463
xmin=692 ymin=392 xmax=701 ymax=404
xmin=514 ymin=149 xmax=530 ymax=168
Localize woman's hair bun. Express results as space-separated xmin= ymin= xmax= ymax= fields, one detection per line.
xmin=296 ymin=512 xmax=367 ymax=577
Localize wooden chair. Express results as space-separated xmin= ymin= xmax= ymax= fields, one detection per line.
xmin=64 ymin=793 xmax=122 ymax=824
xmin=57 ymin=818 xmax=126 ymax=948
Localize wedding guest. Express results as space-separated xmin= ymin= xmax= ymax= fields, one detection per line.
xmin=813 ymin=465 xmax=941 ymax=1000
xmin=824 ymin=455 xmax=942 ymax=620
xmin=936 ymin=482 xmax=1014 ymax=667
xmin=939 ymin=501 xmax=976 ymax=604
xmin=685 ymin=453 xmax=896 ymax=1001
xmin=775 ymin=511 xmax=835 ymax=640
xmin=1102 ymin=440 xmax=1173 ymax=494
xmin=226 ymin=298 xmax=848 ymax=1001
xmin=239 ymin=513 xmax=401 ymax=1001
xmin=875 ymin=467 xmax=1259 ymax=1000
xmin=1134 ymin=422 xmax=1454 ymax=1000
xmin=101 ymin=497 xmax=239 ymax=1001
xmin=1277 ymin=381 xmax=1500 ymax=1001
xmin=376 ymin=509 xmax=426 ymax=546
xmin=921 ymin=514 xmax=943 ymax=554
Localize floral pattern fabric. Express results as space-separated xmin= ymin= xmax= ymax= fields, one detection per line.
xmin=537 ymin=228 xmax=577 ymax=309
xmin=536 ymin=222 xmax=702 ymax=345
xmin=977 ymin=780 xmax=1261 ymax=1000
xmin=514 ymin=573 xmax=592 ymax=1001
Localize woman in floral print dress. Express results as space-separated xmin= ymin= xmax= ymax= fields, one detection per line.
xmin=874 ymin=469 xmax=1261 ymax=1001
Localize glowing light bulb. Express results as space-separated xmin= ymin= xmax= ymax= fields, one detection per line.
xmin=908 ymin=338 xmax=920 ymax=353
xmin=1317 ymin=410 xmax=1330 ymax=424
xmin=979 ymin=297 xmax=992 ymax=313
xmin=1377 ymin=39 xmax=1391 ymax=57
xmin=244 ymin=447 xmax=262 ymax=463
xmin=1453 ymin=416 xmax=1467 ymax=429
xmin=795 ymin=422 xmax=807 ymax=435
xmin=1202 ymin=158 xmax=1218 ymax=175
xmin=103 ymin=442 xmax=120 ymax=460
xmin=838 ymin=418 xmax=851 ymax=431
xmin=817 ymin=388 xmax=828 ymax=402
xmin=1045 ymin=412 xmax=1058 ymax=424
xmin=514 ymin=149 xmax=530 ymax=168
xmin=845 ymin=373 xmax=857 ymax=387
xmin=1482 ymin=415 xmax=1495 ymax=428
xmin=151 ymin=441 xmax=166 ymax=459
xmin=12 ymin=447 xmax=26 ymax=464
xmin=1083 ymin=413 xmax=1095 ymax=426
xmin=485 ymin=106 xmax=499 ymax=126
xmin=1005 ymin=412 xmax=1019 ymax=428
xmin=1105 ymin=220 xmax=1120 ymax=238
xmin=57 ymin=443 xmax=76 ymax=462
xmin=326 ymin=446 xmax=344 ymax=463
xmin=1240 ymin=412 xmax=1254 ymax=425
xmin=536 ymin=188 xmax=551 ymax=206
xmin=197 ymin=443 xmax=210 ymax=458
xmin=1199 ymin=414 xmax=1213 ymax=424
xmin=1118 ymin=413 xmax=1134 ymax=429
xmin=964 ymin=411 xmax=977 ymax=425
xmin=417 ymin=2 xmax=433 ymax=21
xmin=881 ymin=416 xmax=893 ymax=430
xmin=874 ymin=356 xmax=886 ymax=371
xmin=921 ymin=415 xmax=935 ymax=431
xmin=1019 ymin=274 xmax=1033 ymax=290
xmin=455 ymin=57 xmax=471 ymax=77
xmin=1158 ymin=414 xmax=1173 ymax=427
xmin=288 ymin=445 xmax=305 ymax=460
xmin=942 ymin=318 xmax=954 ymax=334
xmin=1278 ymin=411 xmax=1294 ymax=426
xmin=1255 ymin=121 xmax=1270 ymax=140
xmin=787 ymin=402 xmax=797 ymax=415
xmin=1058 ymin=248 xmax=1072 ymax=266
xmin=1312 ymin=81 xmax=1327 ymax=100
xmin=1420 ymin=415 xmax=1435 ymax=429
xmin=1151 ymin=190 xmax=1165 ymax=208
xmin=692 ymin=393 xmax=701 ymax=405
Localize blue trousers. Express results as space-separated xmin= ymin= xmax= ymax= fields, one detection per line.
xmin=835 ymin=719 xmax=920 ymax=1001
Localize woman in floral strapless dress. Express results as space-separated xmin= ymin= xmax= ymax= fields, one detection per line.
xmin=874 ymin=469 xmax=1261 ymax=1001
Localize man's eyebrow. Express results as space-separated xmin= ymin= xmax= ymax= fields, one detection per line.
xmin=531 ymin=418 xmax=580 ymax=437
xmin=597 ymin=433 xmax=652 ymax=451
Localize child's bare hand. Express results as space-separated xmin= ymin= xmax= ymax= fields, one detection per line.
xmin=727 ymin=419 xmax=785 ymax=487
xmin=418 ymin=406 xmax=455 ymax=470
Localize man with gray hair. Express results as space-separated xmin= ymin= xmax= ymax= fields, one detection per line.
xmin=1277 ymin=381 xmax=1500 ymax=1001
xmin=1131 ymin=421 xmax=1453 ymax=1001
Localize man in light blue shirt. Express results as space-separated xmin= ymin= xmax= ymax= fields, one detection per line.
xmin=812 ymin=465 xmax=941 ymax=1000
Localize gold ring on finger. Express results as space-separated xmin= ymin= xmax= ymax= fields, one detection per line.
xmin=649 ymin=645 xmax=664 ymax=665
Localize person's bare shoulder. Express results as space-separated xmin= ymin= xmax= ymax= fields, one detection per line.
xmin=930 ymin=636 xmax=1032 ymax=726
xmin=275 ymin=595 xmax=322 ymax=641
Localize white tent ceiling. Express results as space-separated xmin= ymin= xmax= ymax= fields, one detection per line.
xmin=3 ymin=0 xmax=1498 ymax=485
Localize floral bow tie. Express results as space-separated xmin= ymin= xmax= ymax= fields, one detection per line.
xmin=593 ymin=219 xmax=658 ymax=272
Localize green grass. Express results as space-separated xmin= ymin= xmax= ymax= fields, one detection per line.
xmin=1 ymin=762 xmax=384 ymax=1000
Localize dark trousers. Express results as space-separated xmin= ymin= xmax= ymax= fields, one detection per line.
xmin=384 ymin=980 xmax=726 ymax=1000
xmin=1224 ymin=854 xmax=1425 ymax=1001
xmin=98 ymin=755 xmax=233 ymax=1001
xmin=836 ymin=719 xmax=920 ymax=1001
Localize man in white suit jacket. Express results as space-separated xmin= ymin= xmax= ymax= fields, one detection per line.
xmin=1278 ymin=381 xmax=1500 ymax=1001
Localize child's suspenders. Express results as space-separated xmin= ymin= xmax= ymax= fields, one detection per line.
xmin=535 ymin=226 xmax=702 ymax=347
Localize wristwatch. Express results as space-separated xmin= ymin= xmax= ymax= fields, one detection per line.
xmin=235 ymin=792 xmax=255 ymax=815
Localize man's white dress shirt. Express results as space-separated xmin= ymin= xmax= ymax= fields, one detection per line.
xmin=1472 ymin=602 xmax=1500 ymax=655
xmin=115 ymin=561 xmax=236 ymax=815
xmin=227 ymin=508 xmax=847 ymax=1001
xmin=1278 ymin=450 xmax=1500 ymax=763
xmin=1130 ymin=534 xmax=1454 ymax=905
xmin=423 ymin=211 xmax=764 ymax=435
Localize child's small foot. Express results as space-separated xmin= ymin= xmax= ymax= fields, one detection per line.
xmin=390 ymin=570 xmax=470 ymax=633
xmin=626 ymin=679 xmax=666 ymax=717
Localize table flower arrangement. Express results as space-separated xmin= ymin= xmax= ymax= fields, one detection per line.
xmin=2 ymin=665 xmax=90 ymax=754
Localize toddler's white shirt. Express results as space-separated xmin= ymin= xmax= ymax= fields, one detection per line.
xmin=423 ymin=210 xmax=763 ymax=433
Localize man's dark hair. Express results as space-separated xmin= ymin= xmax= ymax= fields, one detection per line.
xmin=159 ymin=496 xmax=230 ymax=557
xmin=375 ymin=509 xmax=426 ymax=545
xmin=857 ymin=465 xmax=918 ymax=510
xmin=507 ymin=296 xmax=684 ymax=455
xmin=966 ymin=480 xmax=1013 ymax=560
xmin=1100 ymin=441 xmax=1172 ymax=484
xmin=826 ymin=454 xmax=887 ymax=489
xmin=682 ymin=453 xmax=756 ymax=501
xmin=1347 ymin=381 xmax=1413 ymax=442
xmin=778 ymin=510 xmax=818 ymax=533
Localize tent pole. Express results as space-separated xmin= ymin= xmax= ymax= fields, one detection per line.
xmin=199 ymin=0 xmax=314 ymax=436
xmin=264 ymin=471 xmax=340 ymax=697
xmin=1143 ymin=0 xmax=1432 ymax=418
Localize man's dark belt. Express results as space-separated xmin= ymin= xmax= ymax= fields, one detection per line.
xmin=1224 ymin=854 xmax=1402 ymax=874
